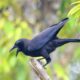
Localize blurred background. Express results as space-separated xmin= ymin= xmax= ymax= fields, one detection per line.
xmin=0 ymin=0 xmax=80 ymax=80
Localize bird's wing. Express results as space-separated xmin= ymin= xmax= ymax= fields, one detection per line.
xmin=28 ymin=18 xmax=68 ymax=51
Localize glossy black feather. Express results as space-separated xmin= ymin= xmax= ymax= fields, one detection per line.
xmin=28 ymin=18 xmax=68 ymax=51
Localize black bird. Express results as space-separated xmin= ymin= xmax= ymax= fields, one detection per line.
xmin=10 ymin=18 xmax=80 ymax=67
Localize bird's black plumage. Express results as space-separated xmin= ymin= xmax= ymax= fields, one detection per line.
xmin=10 ymin=18 xmax=80 ymax=67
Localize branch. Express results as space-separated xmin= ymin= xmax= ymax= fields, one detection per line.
xmin=29 ymin=58 xmax=51 ymax=80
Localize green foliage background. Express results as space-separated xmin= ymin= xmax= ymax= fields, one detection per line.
xmin=0 ymin=0 xmax=80 ymax=80
xmin=0 ymin=18 xmax=32 ymax=80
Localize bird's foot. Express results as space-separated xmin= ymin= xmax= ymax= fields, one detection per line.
xmin=37 ymin=59 xmax=43 ymax=66
xmin=37 ymin=58 xmax=44 ymax=65
xmin=43 ymin=65 xmax=47 ymax=69
xmin=37 ymin=59 xmax=46 ymax=69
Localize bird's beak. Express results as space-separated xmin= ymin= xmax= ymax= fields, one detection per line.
xmin=10 ymin=45 xmax=16 ymax=52
xmin=10 ymin=45 xmax=20 ymax=57
xmin=16 ymin=49 xmax=20 ymax=57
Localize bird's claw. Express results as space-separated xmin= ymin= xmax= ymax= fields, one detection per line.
xmin=43 ymin=65 xmax=46 ymax=69
xmin=37 ymin=59 xmax=43 ymax=65
xmin=37 ymin=59 xmax=46 ymax=69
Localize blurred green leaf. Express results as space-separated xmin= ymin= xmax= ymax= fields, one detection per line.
xmin=54 ymin=62 xmax=69 ymax=80
xmin=68 ymin=4 xmax=80 ymax=16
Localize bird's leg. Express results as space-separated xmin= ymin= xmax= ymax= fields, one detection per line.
xmin=41 ymin=49 xmax=51 ymax=68
xmin=43 ymin=57 xmax=51 ymax=67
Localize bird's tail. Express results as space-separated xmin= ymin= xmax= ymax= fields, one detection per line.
xmin=55 ymin=39 xmax=80 ymax=47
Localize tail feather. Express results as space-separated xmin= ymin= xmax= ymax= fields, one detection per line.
xmin=62 ymin=39 xmax=80 ymax=43
xmin=55 ymin=39 xmax=80 ymax=47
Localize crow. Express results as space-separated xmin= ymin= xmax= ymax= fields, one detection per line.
xmin=10 ymin=18 xmax=80 ymax=67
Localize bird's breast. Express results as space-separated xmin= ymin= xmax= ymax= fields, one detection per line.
xmin=24 ymin=50 xmax=41 ymax=57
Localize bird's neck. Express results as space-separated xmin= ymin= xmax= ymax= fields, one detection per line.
xmin=22 ymin=47 xmax=29 ymax=55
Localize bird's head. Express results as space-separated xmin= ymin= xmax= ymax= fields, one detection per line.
xmin=10 ymin=39 xmax=25 ymax=57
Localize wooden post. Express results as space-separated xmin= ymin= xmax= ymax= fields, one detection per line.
xmin=29 ymin=58 xmax=51 ymax=80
